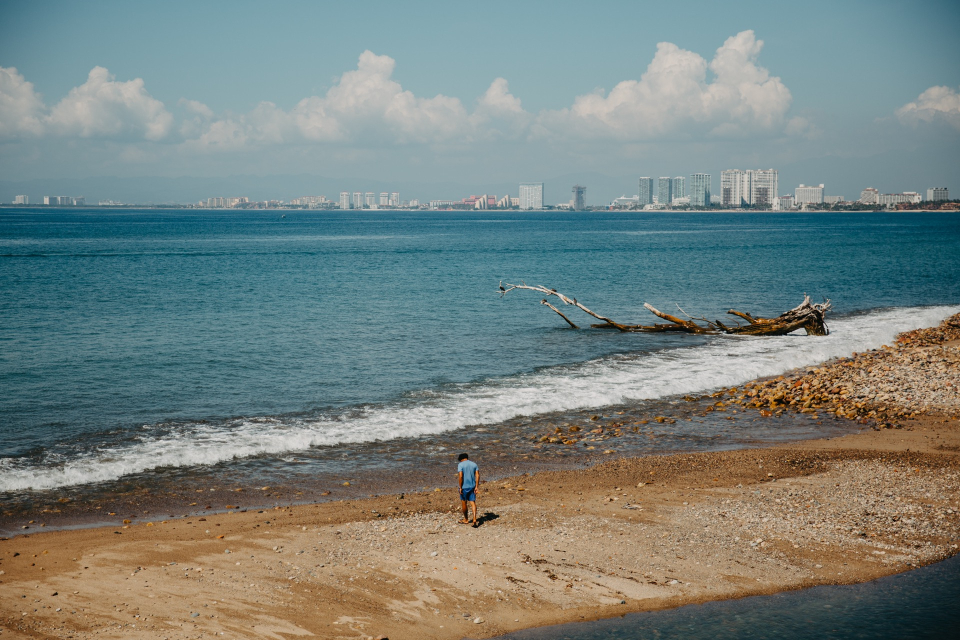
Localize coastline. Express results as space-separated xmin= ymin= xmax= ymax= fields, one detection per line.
xmin=1 ymin=316 xmax=958 ymax=639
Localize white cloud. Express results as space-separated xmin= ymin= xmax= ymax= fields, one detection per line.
xmin=186 ymin=51 xmax=475 ymax=151
xmin=5 ymin=33 xmax=798 ymax=154
xmin=0 ymin=66 xmax=46 ymax=137
xmin=46 ymin=66 xmax=173 ymax=140
xmin=469 ymin=77 xmax=532 ymax=139
xmin=535 ymin=30 xmax=793 ymax=140
xmin=896 ymin=85 xmax=960 ymax=130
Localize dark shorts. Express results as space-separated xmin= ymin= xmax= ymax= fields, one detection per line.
xmin=460 ymin=488 xmax=476 ymax=502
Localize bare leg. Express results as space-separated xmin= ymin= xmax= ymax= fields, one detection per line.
xmin=470 ymin=500 xmax=478 ymax=526
xmin=460 ymin=500 xmax=470 ymax=524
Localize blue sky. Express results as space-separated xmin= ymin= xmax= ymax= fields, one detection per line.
xmin=1 ymin=0 xmax=959 ymax=202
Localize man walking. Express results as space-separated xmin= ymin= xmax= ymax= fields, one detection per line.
xmin=457 ymin=453 xmax=479 ymax=527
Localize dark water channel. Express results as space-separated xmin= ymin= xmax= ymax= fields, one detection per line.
xmin=492 ymin=554 xmax=960 ymax=640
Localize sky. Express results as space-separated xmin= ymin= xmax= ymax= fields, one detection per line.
xmin=1 ymin=0 xmax=959 ymax=203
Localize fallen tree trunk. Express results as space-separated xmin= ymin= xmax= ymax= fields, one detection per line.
xmin=723 ymin=296 xmax=831 ymax=336
xmin=499 ymin=281 xmax=830 ymax=336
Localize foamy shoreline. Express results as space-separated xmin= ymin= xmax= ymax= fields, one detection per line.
xmin=1 ymin=315 xmax=958 ymax=639
xmin=3 ymin=305 xmax=957 ymax=495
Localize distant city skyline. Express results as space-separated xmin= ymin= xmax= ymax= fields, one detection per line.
xmin=3 ymin=169 xmax=952 ymax=211
xmin=1 ymin=1 xmax=958 ymax=198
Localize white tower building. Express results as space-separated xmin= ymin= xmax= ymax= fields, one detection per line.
xmin=519 ymin=183 xmax=543 ymax=210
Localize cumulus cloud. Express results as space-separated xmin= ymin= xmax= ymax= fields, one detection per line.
xmin=896 ymin=85 xmax=960 ymax=130
xmin=0 ymin=66 xmax=46 ymax=137
xmin=535 ymin=30 xmax=792 ymax=140
xmin=469 ymin=77 xmax=532 ymax=139
xmin=4 ymin=33 xmax=798 ymax=152
xmin=185 ymin=51 xmax=477 ymax=151
xmin=46 ymin=66 xmax=173 ymax=140
xmin=180 ymin=101 xmax=296 ymax=152
xmin=0 ymin=65 xmax=173 ymax=141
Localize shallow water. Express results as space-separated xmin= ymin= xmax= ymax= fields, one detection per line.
xmin=493 ymin=554 xmax=960 ymax=640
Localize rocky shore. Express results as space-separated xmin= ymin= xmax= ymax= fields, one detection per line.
xmin=1 ymin=314 xmax=958 ymax=640
xmin=724 ymin=312 xmax=960 ymax=426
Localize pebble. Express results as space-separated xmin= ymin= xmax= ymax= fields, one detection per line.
xmin=724 ymin=313 xmax=960 ymax=425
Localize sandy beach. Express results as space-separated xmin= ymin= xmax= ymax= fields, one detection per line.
xmin=2 ymin=315 xmax=959 ymax=640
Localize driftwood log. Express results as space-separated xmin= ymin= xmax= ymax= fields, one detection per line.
xmin=499 ymin=282 xmax=831 ymax=336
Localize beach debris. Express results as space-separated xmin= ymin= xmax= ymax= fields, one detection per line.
xmin=499 ymin=282 xmax=830 ymax=336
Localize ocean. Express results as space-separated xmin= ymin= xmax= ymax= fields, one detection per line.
xmin=1 ymin=209 xmax=959 ymax=516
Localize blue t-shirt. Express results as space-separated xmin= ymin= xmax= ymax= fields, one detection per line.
xmin=458 ymin=459 xmax=479 ymax=490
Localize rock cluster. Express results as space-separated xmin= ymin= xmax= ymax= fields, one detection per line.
xmin=715 ymin=313 xmax=960 ymax=427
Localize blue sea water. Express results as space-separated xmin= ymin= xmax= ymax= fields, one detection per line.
xmin=1 ymin=209 xmax=959 ymax=493
xmin=493 ymin=553 xmax=960 ymax=640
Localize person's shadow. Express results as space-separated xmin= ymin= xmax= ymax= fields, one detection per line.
xmin=474 ymin=512 xmax=500 ymax=527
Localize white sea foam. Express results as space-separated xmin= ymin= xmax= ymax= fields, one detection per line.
xmin=3 ymin=305 xmax=957 ymax=492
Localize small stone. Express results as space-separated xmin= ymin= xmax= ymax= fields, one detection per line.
xmin=474 ymin=617 xmax=484 ymax=624
xmin=191 ymin=612 xmax=199 ymax=618
xmin=430 ymin=551 xmax=438 ymax=557
xmin=224 ymin=549 xmax=231 ymax=554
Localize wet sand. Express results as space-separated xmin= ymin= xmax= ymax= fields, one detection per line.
xmin=1 ymin=316 xmax=958 ymax=639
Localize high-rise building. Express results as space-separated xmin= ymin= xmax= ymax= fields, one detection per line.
xmin=689 ymin=174 xmax=711 ymax=207
xmin=721 ymin=169 xmax=778 ymax=207
xmin=340 ymin=191 xmax=351 ymax=209
xmin=572 ymin=185 xmax=586 ymax=210
xmin=658 ymin=177 xmax=672 ymax=207
xmin=795 ymin=184 xmax=825 ymax=205
xmin=750 ymin=170 xmax=778 ymax=207
xmin=859 ymin=188 xmax=879 ymax=205
xmin=365 ymin=192 xmax=376 ymax=208
xmin=927 ymin=187 xmax=949 ymax=201
xmin=389 ymin=192 xmax=400 ymax=207
xmin=353 ymin=192 xmax=363 ymax=208
xmin=671 ymin=177 xmax=686 ymax=201
xmin=379 ymin=192 xmax=389 ymax=206
xmin=14 ymin=195 xmax=28 ymax=205
xmin=721 ymin=170 xmax=746 ymax=207
xmin=519 ymin=183 xmax=543 ymax=210
xmin=638 ymin=177 xmax=654 ymax=205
